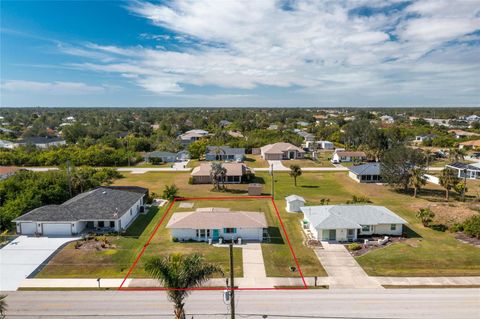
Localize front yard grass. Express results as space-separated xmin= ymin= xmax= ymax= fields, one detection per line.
xmin=244 ymin=154 xmax=269 ymax=168
xmin=281 ymin=158 xmax=334 ymax=168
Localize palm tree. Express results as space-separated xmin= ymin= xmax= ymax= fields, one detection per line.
xmin=416 ymin=208 xmax=435 ymax=227
xmin=449 ymin=148 xmax=466 ymax=162
xmin=289 ymin=165 xmax=302 ymax=186
xmin=424 ymin=149 xmax=433 ymax=169
xmin=145 ymin=254 xmax=223 ymax=319
xmin=439 ymin=168 xmax=460 ymax=201
xmin=210 ymin=162 xmax=226 ymax=190
xmin=408 ymin=167 xmax=426 ymax=198
xmin=0 ymin=295 xmax=6 ymax=319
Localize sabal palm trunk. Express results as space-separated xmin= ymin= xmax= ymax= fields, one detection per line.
xmin=174 ymin=301 xmax=186 ymax=319
xmin=413 ymin=187 xmax=417 ymax=198
xmin=446 ymin=189 xmax=449 ymax=201
xmin=294 ymin=176 xmax=297 ymax=186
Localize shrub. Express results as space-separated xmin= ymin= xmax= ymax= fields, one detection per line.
xmin=172 ymin=237 xmax=179 ymax=242
xmin=449 ymin=223 xmax=464 ymax=233
xmin=188 ymin=177 xmax=194 ymax=185
xmin=416 ymin=208 xmax=435 ymax=227
xmin=163 ymin=184 xmax=179 ymax=200
xmin=347 ymin=243 xmax=362 ymax=251
xmin=346 ymin=195 xmax=371 ymax=204
xmin=463 ymin=215 xmax=480 ymax=238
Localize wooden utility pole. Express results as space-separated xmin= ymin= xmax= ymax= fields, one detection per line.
xmin=229 ymin=243 xmax=235 ymax=319
xmin=270 ymin=163 xmax=275 ymax=199
xmin=66 ymin=160 xmax=72 ymax=197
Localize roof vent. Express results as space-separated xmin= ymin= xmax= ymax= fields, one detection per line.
xmin=102 ymin=191 xmax=107 ymax=194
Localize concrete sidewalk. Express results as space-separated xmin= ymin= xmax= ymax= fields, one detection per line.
xmin=315 ymin=242 xmax=382 ymax=289
xmin=241 ymin=243 xmax=271 ymax=288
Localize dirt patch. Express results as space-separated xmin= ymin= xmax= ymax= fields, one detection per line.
xmin=455 ymin=232 xmax=480 ymax=247
xmin=74 ymin=238 xmax=117 ymax=251
xmin=409 ymin=201 xmax=479 ymax=225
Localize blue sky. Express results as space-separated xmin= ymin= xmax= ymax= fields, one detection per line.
xmin=1 ymin=0 xmax=479 ymax=107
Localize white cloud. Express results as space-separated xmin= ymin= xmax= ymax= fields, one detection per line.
xmin=56 ymin=0 xmax=479 ymax=104
xmin=1 ymin=80 xmax=105 ymax=94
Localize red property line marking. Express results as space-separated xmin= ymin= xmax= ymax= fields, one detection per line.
xmin=118 ymin=196 xmax=308 ymax=291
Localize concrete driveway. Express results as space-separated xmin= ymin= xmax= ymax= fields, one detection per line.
xmin=267 ymin=160 xmax=289 ymax=171
xmin=0 ymin=235 xmax=77 ymax=291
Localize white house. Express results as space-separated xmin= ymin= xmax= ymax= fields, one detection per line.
xmin=445 ymin=162 xmax=480 ymax=179
xmin=0 ymin=139 xmax=17 ymax=149
xmin=13 ymin=187 xmax=148 ymax=236
xmin=331 ymin=151 xmax=366 ymax=163
xmin=318 ymin=141 xmax=334 ymax=150
xmin=179 ymin=129 xmax=209 ymax=145
xmin=285 ymin=195 xmax=306 ymax=213
xmin=348 ymin=163 xmax=382 ymax=183
xmin=15 ymin=136 xmax=66 ymax=149
xmin=301 ymin=205 xmax=407 ymax=242
xmin=166 ymin=207 xmax=267 ymax=242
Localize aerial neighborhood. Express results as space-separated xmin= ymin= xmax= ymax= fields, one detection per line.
xmin=1 ymin=107 xmax=480 ymax=296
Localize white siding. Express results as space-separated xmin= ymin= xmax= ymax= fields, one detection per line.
xmin=348 ymin=171 xmax=360 ymax=182
xmin=286 ymin=199 xmax=305 ymax=213
xmin=374 ymin=224 xmax=403 ymax=235
xmin=170 ymin=227 xmax=263 ymax=242
xmin=119 ymin=198 xmax=143 ymax=231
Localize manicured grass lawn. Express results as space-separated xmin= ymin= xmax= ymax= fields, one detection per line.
xmin=281 ymin=158 xmax=333 ymax=168
xmin=244 ymin=154 xmax=269 ymax=168
xmin=112 ymin=171 xmax=252 ymax=197
xmin=134 ymin=162 xmax=173 ymax=168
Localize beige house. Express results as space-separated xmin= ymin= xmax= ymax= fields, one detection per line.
xmin=167 ymin=207 xmax=267 ymax=242
xmin=260 ymin=142 xmax=305 ymax=160
xmin=190 ymin=162 xmax=251 ymax=184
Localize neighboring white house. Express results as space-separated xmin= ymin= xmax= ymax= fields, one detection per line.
xmin=380 ymin=115 xmax=394 ymax=124
xmin=0 ymin=139 xmax=17 ymax=149
xmin=178 ymin=129 xmax=209 ymax=145
xmin=260 ymin=142 xmax=305 ymax=160
xmin=445 ymin=162 xmax=480 ymax=179
xmin=16 ymin=136 xmax=66 ymax=149
xmin=166 ymin=207 xmax=267 ymax=242
xmin=301 ymin=205 xmax=407 ymax=242
xmin=13 ymin=187 xmax=148 ymax=236
xmin=331 ymin=151 xmax=367 ymax=163
xmin=318 ymin=141 xmax=335 ymax=150
xmin=285 ymin=195 xmax=306 ymax=213
xmin=348 ymin=163 xmax=382 ymax=183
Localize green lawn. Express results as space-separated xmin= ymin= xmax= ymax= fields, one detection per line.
xmin=281 ymin=158 xmax=334 ymax=168
xmin=244 ymin=154 xmax=269 ymax=168
xmin=39 ymin=170 xmax=480 ymax=278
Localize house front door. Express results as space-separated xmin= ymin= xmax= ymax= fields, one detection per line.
xmin=329 ymin=229 xmax=336 ymax=241
xmin=212 ymin=229 xmax=219 ymax=240
xmin=289 ymin=151 xmax=295 ymax=159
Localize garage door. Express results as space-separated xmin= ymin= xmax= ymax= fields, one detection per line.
xmin=42 ymin=223 xmax=72 ymax=236
xmin=20 ymin=222 xmax=36 ymax=235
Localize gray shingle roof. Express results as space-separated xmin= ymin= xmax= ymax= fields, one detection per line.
xmin=301 ymin=205 xmax=407 ymax=229
xmin=349 ymin=163 xmax=381 ymax=175
xmin=14 ymin=187 xmax=147 ymax=222
xmin=446 ymin=162 xmax=480 ymax=171
xmin=147 ymin=151 xmax=177 ymax=158
xmin=206 ymin=146 xmax=245 ymax=156
xmin=17 ymin=136 xmax=65 ymax=144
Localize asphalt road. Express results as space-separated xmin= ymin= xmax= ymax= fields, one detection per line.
xmin=3 ymin=289 xmax=479 ymax=318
